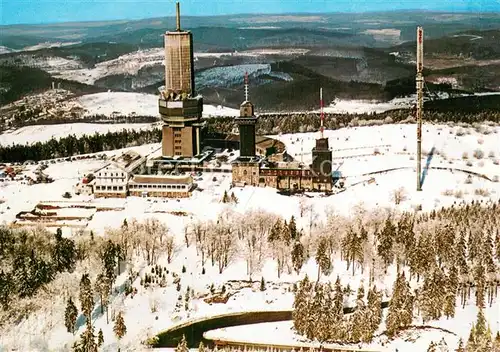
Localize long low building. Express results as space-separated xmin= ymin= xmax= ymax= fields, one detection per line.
xmin=128 ymin=174 xmax=194 ymax=198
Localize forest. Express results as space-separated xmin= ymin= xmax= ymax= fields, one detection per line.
xmin=0 ymin=128 xmax=161 ymax=162
xmin=1 ymin=199 xmax=499 ymax=351
xmin=2 ymin=108 xmax=499 ymax=163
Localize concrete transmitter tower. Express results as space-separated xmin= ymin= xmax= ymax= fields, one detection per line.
xmin=159 ymin=2 xmax=204 ymax=158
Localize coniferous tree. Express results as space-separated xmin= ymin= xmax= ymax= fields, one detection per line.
xmin=52 ymin=228 xmax=76 ymax=273
xmin=377 ymin=218 xmax=396 ymax=270
xmin=97 ymin=329 xmax=104 ymax=347
xmin=230 ymin=192 xmax=238 ymax=204
xmin=221 ymin=190 xmax=229 ymax=203
xmin=495 ymin=230 xmax=500 ymax=261
xmin=456 ymin=338 xmax=465 ymax=352
xmin=474 ymin=262 xmax=486 ymax=308
xmin=95 ymin=273 xmax=111 ymax=323
xmin=419 ymin=267 xmax=447 ymax=322
xmin=288 ymin=216 xmax=297 ymax=240
xmin=315 ymin=237 xmax=331 ymax=281
xmin=293 ymin=275 xmax=312 ymax=336
xmin=386 ymin=272 xmax=414 ymax=337
xmin=260 ymin=277 xmax=266 ymax=291
xmin=331 ymin=276 xmax=344 ymax=340
xmin=79 ymin=273 xmax=94 ymax=324
xmin=367 ymin=285 xmax=382 ymax=338
xmin=291 ymin=240 xmax=305 ymax=274
xmin=307 ymin=283 xmax=324 ymax=340
xmin=342 ymin=228 xmax=364 ymax=275
xmin=113 ymin=311 xmax=127 ymax=339
xmin=73 ymin=322 xmax=98 ymax=352
xmin=444 ymin=266 xmax=458 ymax=319
xmin=350 ymin=284 xmax=367 ymax=342
xmin=65 ymin=296 xmax=78 ymax=335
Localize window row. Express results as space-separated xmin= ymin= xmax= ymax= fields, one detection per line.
xmin=99 ymin=172 xmax=125 ymax=177
xmin=95 ymin=185 xmax=125 ymax=191
xmin=130 ymin=184 xmax=187 ymax=190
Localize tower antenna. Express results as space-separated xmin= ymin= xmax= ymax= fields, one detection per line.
xmin=416 ymin=26 xmax=424 ymax=191
xmin=320 ymin=87 xmax=324 ymax=139
xmin=176 ymin=2 xmax=181 ymax=31
xmin=244 ymin=71 xmax=249 ymax=101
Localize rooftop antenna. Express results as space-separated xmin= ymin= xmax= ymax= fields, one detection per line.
xmin=416 ymin=26 xmax=424 ymax=191
xmin=320 ymin=87 xmax=324 ymax=139
xmin=176 ymin=2 xmax=181 ymax=31
xmin=244 ymin=71 xmax=249 ymax=101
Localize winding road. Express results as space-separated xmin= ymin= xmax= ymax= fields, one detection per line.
xmin=154 ymin=302 xmax=390 ymax=348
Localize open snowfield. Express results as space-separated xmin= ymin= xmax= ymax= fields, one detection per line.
xmin=0 ymin=123 xmax=499 ymax=352
xmin=0 ymin=122 xmax=155 ymax=146
xmin=75 ymin=92 xmax=239 ymax=118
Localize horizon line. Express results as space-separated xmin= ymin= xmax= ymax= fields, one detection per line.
xmin=2 ymin=8 xmax=499 ymax=27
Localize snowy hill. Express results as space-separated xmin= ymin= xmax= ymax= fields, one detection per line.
xmin=0 ymin=123 xmax=498 ymax=352
xmin=76 ymin=92 xmax=239 ymax=118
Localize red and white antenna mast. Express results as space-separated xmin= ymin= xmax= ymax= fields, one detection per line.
xmin=416 ymin=26 xmax=424 ymax=191
xmin=244 ymin=71 xmax=249 ymax=101
xmin=320 ymin=87 xmax=324 ymax=139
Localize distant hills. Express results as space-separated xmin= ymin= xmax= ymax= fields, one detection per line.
xmin=1 ymin=11 xmax=499 ymax=112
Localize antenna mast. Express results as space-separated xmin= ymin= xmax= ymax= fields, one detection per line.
xmin=244 ymin=71 xmax=249 ymax=101
xmin=416 ymin=26 xmax=424 ymax=191
xmin=176 ymin=2 xmax=181 ymax=31
xmin=320 ymin=87 xmax=324 ymax=139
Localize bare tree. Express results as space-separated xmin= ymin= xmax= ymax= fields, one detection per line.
xmin=391 ymin=187 xmax=408 ymax=205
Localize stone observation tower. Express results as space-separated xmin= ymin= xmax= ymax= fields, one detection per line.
xmin=159 ymin=2 xmax=204 ymax=158
xmin=235 ymin=72 xmax=258 ymax=158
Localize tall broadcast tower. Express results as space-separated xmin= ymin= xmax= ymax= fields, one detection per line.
xmin=416 ymin=26 xmax=424 ymax=191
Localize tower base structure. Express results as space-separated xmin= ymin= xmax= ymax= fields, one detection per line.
xmin=159 ymin=95 xmax=204 ymax=158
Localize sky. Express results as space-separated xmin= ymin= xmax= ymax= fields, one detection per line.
xmin=1 ymin=0 xmax=500 ymax=25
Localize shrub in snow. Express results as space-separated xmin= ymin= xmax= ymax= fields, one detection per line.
xmin=474 ymin=188 xmax=490 ymax=197
xmin=442 ymin=189 xmax=454 ymax=196
xmin=462 ymin=152 xmax=469 ymax=160
xmin=454 ymin=190 xmax=464 ymax=198
xmin=456 ymin=128 xmax=465 ymax=136
xmin=391 ymin=187 xmax=407 ymax=205
xmin=488 ymin=151 xmax=496 ymax=158
xmin=477 ymin=138 xmax=484 ymax=144
xmin=473 ymin=149 xmax=484 ymax=159
xmin=493 ymin=176 xmax=499 ymax=183
xmin=466 ymin=161 xmax=473 ymax=167
xmin=465 ymin=176 xmax=473 ymax=184
xmin=494 ymin=159 xmax=500 ymax=165
xmin=182 ymin=265 xmax=186 ymax=273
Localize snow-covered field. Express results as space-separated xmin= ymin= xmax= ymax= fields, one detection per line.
xmin=0 ymin=122 xmax=155 ymax=146
xmin=75 ymin=92 xmax=239 ymax=118
xmin=0 ymin=123 xmax=499 ymax=352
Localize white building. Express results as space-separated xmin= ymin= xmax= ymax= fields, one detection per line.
xmin=93 ymin=163 xmax=129 ymax=198
xmin=128 ymin=174 xmax=194 ymax=198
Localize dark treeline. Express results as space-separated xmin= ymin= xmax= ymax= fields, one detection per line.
xmin=2 ymin=108 xmax=499 ymax=163
xmin=0 ymin=128 xmax=161 ymax=162
xmin=207 ymin=109 xmax=500 ymax=136
xmin=5 ymin=114 xmax=158 ymax=131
